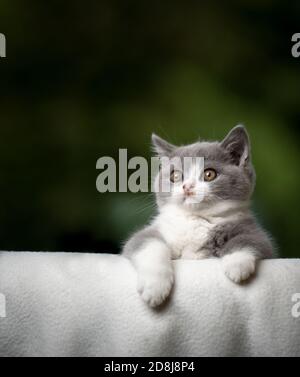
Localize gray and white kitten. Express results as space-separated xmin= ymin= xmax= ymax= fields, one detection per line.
xmin=123 ymin=125 xmax=274 ymax=307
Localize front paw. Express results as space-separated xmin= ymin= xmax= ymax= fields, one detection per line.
xmin=137 ymin=267 xmax=174 ymax=307
xmin=222 ymin=251 xmax=256 ymax=284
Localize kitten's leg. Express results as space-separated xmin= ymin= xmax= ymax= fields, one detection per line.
xmin=133 ymin=240 xmax=173 ymax=307
xmin=124 ymin=237 xmax=173 ymax=307
xmin=219 ymin=231 xmax=273 ymax=284
xmin=222 ymin=248 xmax=257 ymax=283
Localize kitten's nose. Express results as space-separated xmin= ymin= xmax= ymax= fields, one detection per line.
xmin=183 ymin=182 xmax=195 ymax=195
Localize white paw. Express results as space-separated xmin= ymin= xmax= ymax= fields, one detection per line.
xmin=222 ymin=251 xmax=256 ymax=284
xmin=137 ymin=267 xmax=174 ymax=307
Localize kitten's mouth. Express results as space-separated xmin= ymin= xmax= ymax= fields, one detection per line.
xmin=182 ymin=191 xmax=207 ymax=207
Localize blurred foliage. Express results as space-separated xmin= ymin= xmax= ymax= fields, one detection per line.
xmin=0 ymin=0 xmax=299 ymax=256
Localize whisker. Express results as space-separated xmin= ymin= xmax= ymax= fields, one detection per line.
xmin=134 ymin=202 xmax=156 ymax=216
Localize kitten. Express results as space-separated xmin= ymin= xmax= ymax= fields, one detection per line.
xmin=123 ymin=125 xmax=274 ymax=307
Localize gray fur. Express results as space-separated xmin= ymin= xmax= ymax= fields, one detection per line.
xmin=123 ymin=125 xmax=274 ymax=261
xmin=202 ymin=216 xmax=274 ymax=259
xmin=153 ymin=126 xmax=256 ymax=208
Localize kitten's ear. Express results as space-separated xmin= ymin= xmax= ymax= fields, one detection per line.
xmin=151 ymin=133 xmax=176 ymax=156
xmin=221 ymin=125 xmax=251 ymax=166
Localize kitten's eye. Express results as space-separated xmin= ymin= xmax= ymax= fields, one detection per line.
xmin=204 ymin=168 xmax=217 ymax=182
xmin=170 ymin=170 xmax=183 ymax=183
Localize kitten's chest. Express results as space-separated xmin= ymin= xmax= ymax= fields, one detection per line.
xmin=155 ymin=207 xmax=215 ymax=258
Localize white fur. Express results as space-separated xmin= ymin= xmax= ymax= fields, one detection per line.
xmin=195 ymin=200 xmax=249 ymax=220
xmin=134 ymin=201 xmax=252 ymax=306
xmin=153 ymin=202 xmax=249 ymax=260
xmin=154 ymin=204 xmax=214 ymax=259
xmin=133 ymin=240 xmax=174 ymax=307
xmin=222 ymin=249 xmax=257 ymax=283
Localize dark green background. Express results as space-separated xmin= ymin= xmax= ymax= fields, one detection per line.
xmin=0 ymin=1 xmax=299 ymax=256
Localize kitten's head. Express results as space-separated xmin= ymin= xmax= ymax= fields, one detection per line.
xmin=152 ymin=125 xmax=255 ymax=212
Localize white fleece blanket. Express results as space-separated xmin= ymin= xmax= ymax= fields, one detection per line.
xmin=0 ymin=251 xmax=299 ymax=357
